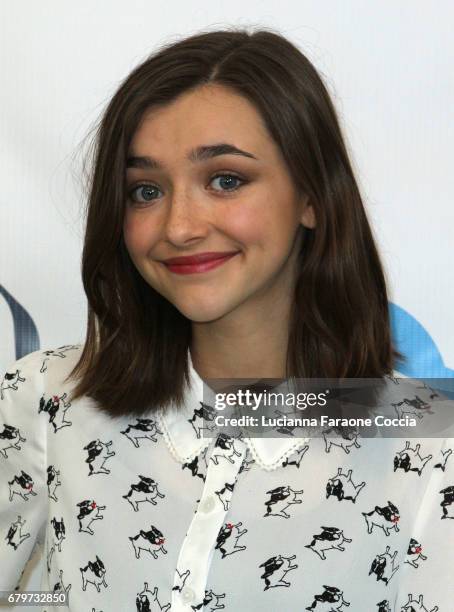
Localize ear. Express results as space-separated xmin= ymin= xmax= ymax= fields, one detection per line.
xmin=299 ymin=194 xmax=316 ymax=229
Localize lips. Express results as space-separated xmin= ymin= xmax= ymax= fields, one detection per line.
xmin=162 ymin=251 xmax=239 ymax=265
xmin=162 ymin=251 xmax=239 ymax=275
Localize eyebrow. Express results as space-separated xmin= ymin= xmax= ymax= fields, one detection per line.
xmin=126 ymin=143 xmax=258 ymax=169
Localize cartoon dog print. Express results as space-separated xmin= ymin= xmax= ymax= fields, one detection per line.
xmin=39 ymin=345 xmax=79 ymax=373
xmin=136 ymin=583 xmax=170 ymax=611
xmin=392 ymin=395 xmax=432 ymax=420
xmin=215 ymin=481 xmax=236 ymax=511
xmin=84 ymin=439 xmax=115 ymax=475
xmin=326 ymin=468 xmax=365 ymax=503
xmin=215 ymin=521 xmax=247 ymax=558
xmin=323 ymin=427 xmax=361 ymax=454
xmin=172 ymin=568 xmax=190 ymax=592
xmin=51 ymin=569 xmax=72 ymax=599
xmin=188 ymin=402 xmax=218 ymax=439
xmin=305 ymin=584 xmax=350 ymax=611
xmin=434 ymin=447 xmax=453 ymax=472
xmin=393 ymin=441 xmax=432 ymax=475
xmin=183 ymin=447 xmax=209 ymax=481
xmin=191 ymin=589 xmax=225 ymax=611
xmin=47 ymin=517 xmax=66 ymax=571
xmin=0 ymin=369 xmax=25 ymax=399
xmin=439 ymin=485 xmax=454 ymax=519
xmin=120 ymin=418 xmax=162 ymax=447
xmin=8 ymin=470 xmax=37 ymax=501
xmin=376 ymin=601 xmax=390 ymax=612
xmin=362 ymin=501 xmax=400 ymax=536
xmin=404 ymin=538 xmax=427 ymax=568
xmin=305 ymin=526 xmax=352 ymax=560
xmin=259 ymin=554 xmax=298 ymax=590
xmin=77 ymin=499 xmax=106 ymax=534
xmin=38 ymin=393 xmax=72 ymax=432
xmin=47 ymin=465 xmax=61 ymax=501
xmin=5 ymin=515 xmax=30 ymax=549
xmin=264 ymin=485 xmax=304 ymax=518
xmin=80 ymin=555 xmax=108 ymax=592
xmin=0 ymin=423 xmax=26 ymax=458
xmin=239 ymin=448 xmax=254 ymax=473
xmin=122 ymin=475 xmax=165 ymax=511
xmin=210 ymin=434 xmax=243 ymax=465
xmin=400 ymin=593 xmax=438 ymax=612
xmin=368 ymin=546 xmax=399 ymax=585
xmin=129 ymin=525 xmax=167 ymax=559
xmin=281 ymin=444 xmax=309 ymax=468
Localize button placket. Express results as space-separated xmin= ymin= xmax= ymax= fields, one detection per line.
xmin=171 ymin=436 xmax=247 ymax=610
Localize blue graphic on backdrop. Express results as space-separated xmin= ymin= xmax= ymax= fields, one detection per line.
xmin=0 ymin=284 xmax=40 ymax=360
xmin=390 ymin=302 xmax=454 ymax=396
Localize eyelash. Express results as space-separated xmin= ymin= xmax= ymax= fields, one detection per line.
xmin=127 ymin=172 xmax=248 ymax=205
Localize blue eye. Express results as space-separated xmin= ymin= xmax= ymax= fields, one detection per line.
xmin=128 ymin=184 xmax=161 ymax=203
xmin=210 ymin=173 xmax=245 ymax=192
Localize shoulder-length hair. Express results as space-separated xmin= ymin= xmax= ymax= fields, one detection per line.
xmin=67 ymin=26 xmax=405 ymax=418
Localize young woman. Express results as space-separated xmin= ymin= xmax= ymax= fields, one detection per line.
xmin=1 ymin=28 xmax=453 ymax=612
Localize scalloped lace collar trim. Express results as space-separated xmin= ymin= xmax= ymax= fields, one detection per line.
xmin=157 ymin=349 xmax=309 ymax=471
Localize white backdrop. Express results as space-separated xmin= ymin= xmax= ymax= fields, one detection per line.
xmin=1 ymin=1 xmax=453 ymax=607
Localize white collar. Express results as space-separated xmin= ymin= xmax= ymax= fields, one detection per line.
xmin=157 ymin=350 xmax=309 ymax=471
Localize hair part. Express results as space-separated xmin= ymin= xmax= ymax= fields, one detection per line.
xmin=66 ymin=25 xmax=405 ymax=418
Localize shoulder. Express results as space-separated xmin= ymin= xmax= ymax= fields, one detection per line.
xmin=1 ymin=344 xmax=84 ymax=399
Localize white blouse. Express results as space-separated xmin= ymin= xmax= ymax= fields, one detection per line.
xmin=1 ymin=344 xmax=453 ymax=612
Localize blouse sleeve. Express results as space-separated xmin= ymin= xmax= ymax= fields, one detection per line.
xmin=395 ymin=436 xmax=454 ymax=611
xmin=0 ymin=350 xmax=47 ymax=592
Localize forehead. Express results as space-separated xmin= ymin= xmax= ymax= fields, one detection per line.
xmin=129 ymin=84 xmax=272 ymax=156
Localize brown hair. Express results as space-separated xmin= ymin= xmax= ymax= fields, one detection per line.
xmin=67 ymin=26 xmax=405 ymax=418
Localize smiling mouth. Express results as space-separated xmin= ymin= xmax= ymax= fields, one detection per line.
xmin=163 ymin=252 xmax=239 ymax=275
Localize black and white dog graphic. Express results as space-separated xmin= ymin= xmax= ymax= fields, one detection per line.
xmin=259 ymin=554 xmax=298 ymax=590
xmin=211 ymin=434 xmax=242 ymax=465
xmin=129 ymin=525 xmax=167 ymax=559
xmin=47 ymin=465 xmax=61 ymax=501
xmin=191 ymin=589 xmax=225 ymax=611
xmin=80 ymin=555 xmax=108 ymax=592
xmin=83 ymin=439 xmax=115 ymax=475
xmin=439 ymin=485 xmax=454 ymax=519
xmin=404 ymin=538 xmax=427 ymax=568
xmin=305 ymin=585 xmax=350 ymax=611
xmin=47 ymin=517 xmax=66 ymax=571
xmin=77 ymin=499 xmax=106 ymax=534
xmin=136 ymin=583 xmax=170 ymax=612
xmin=123 ymin=475 xmax=165 ymax=512
xmin=0 ymin=423 xmax=26 ymax=458
xmin=305 ymin=526 xmax=352 ymax=560
xmin=264 ymin=485 xmax=304 ymax=518
xmin=5 ymin=515 xmax=30 ymax=550
xmin=400 ymin=593 xmax=439 ymax=612
xmin=8 ymin=469 xmax=37 ymax=501
xmin=38 ymin=393 xmax=72 ymax=432
xmin=188 ymin=402 xmax=218 ymax=439
xmin=120 ymin=418 xmax=162 ymax=447
xmin=0 ymin=369 xmax=25 ymax=399
xmin=323 ymin=427 xmax=361 ymax=454
xmin=215 ymin=521 xmax=247 ymax=558
xmin=393 ymin=441 xmax=432 ymax=476
xmin=368 ymin=546 xmax=399 ymax=585
xmin=326 ymin=468 xmax=365 ymax=503
xmin=281 ymin=444 xmax=309 ymax=468
xmin=362 ymin=501 xmax=400 ymax=536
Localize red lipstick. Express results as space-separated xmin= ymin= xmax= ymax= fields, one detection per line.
xmin=162 ymin=251 xmax=239 ymax=275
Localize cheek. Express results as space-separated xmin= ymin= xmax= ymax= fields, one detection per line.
xmin=123 ymin=213 xmax=156 ymax=257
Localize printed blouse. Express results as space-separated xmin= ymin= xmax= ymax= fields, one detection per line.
xmin=1 ymin=344 xmax=454 ymax=611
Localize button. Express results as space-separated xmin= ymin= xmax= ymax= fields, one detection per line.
xmin=181 ymin=586 xmax=195 ymax=603
xmin=201 ymin=495 xmax=216 ymax=513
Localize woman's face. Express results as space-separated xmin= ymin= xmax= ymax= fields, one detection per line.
xmin=123 ymin=84 xmax=315 ymax=324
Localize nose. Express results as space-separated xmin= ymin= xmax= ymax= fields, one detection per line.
xmin=163 ymin=190 xmax=209 ymax=247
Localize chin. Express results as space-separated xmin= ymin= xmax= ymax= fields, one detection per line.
xmin=176 ymin=302 xmax=233 ymax=324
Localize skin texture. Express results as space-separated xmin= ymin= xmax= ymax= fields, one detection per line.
xmin=123 ymin=84 xmax=315 ymax=379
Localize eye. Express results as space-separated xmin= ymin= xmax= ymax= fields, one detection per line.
xmin=209 ymin=173 xmax=246 ymax=193
xmin=128 ymin=183 xmax=162 ymax=204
